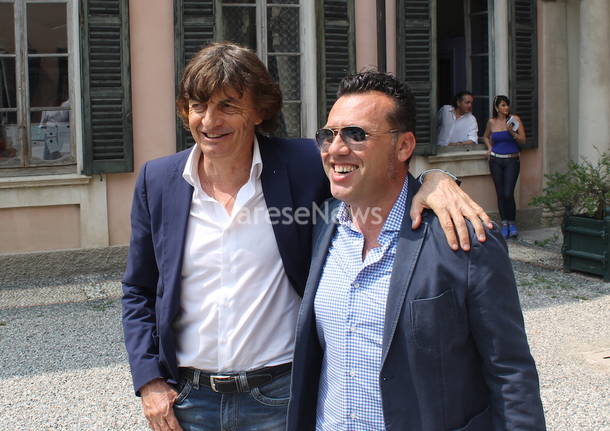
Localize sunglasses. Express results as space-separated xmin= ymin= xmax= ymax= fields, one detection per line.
xmin=315 ymin=126 xmax=400 ymax=152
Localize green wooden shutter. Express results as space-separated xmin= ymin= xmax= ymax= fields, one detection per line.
xmin=174 ymin=0 xmax=215 ymax=152
xmin=509 ymin=0 xmax=538 ymax=149
xmin=80 ymin=0 xmax=133 ymax=174
xmin=397 ymin=0 xmax=437 ymax=155
xmin=316 ymin=0 xmax=356 ymax=123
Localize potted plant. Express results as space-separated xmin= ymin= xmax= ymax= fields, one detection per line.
xmin=530 ymin=150 xmax=610 ymax=281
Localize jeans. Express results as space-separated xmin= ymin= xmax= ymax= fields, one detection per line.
xmin=489 ymin=156 xmax=520 ymax=222
xmin=173 ymin=371 xmax=290 ymax=431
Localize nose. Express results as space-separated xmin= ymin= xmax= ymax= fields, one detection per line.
xmin=200 ymin=105 xmax=222 ymax=129
xmin=327 ymin=132 xmax=350 ymax=155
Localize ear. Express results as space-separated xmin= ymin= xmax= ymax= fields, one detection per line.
xmin=396 ymin=131 xmax=416 ymax=162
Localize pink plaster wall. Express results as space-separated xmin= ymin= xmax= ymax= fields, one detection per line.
xmin=0 ymin=205 xmax=79 ymax=253
xmin=106 ymin=0 xmax=177 ymax=246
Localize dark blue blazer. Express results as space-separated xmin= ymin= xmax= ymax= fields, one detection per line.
xmin=121 ymin=135 xmax=329 ymax=394
xmin=287 ymin=175 xmax=546 ymax=431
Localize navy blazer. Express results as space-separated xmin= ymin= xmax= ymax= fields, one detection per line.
xmin=121 ymin=135 xmax=329 ymax=394
xmin=287 ymin=175 xmax=546 ymax=431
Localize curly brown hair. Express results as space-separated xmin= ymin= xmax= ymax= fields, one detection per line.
xmin=176 ymin=42 xmax=282 ymax=135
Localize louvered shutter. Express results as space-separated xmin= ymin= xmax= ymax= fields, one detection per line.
xmin=316 ymin=0 xmax=356 ymax=123
xmin=509 ymin=0 xmax=538 ymax=149
xmin=397 ymin=0 xmax=437 ymax=155
xmin=81 ymin=0 xmax=133 ymax=174
xmin=174 ymin=0 xmax=215 ymax=152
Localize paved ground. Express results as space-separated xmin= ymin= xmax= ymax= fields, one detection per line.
xmin=0 ymin=229 xmax=608 ymax=430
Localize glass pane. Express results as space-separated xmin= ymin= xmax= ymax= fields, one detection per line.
xmin=0 ymin=57 xmax=17 ymax=108
xmin=278 ymin=102 xmax=300 ymax=138
xmin=223 ymin=0 xmax=256 ymax=3
xmin=267 ymin=7 xmax=299 ymax=52
xmin=29 ymin=56 xmax=69 ymax=108
xmin=27 ymin=3 xmax=68 ymax=54
xmin=0 ymin=112 xmax=21 ymax=167
xmin=31 ymin=110 xmax=72 ymax=163
xmin=472 ymin=96 xmax=488 ymax=137
xmin=269 ymin=0 xmax=299 ymax=4
xmin=470 ymin=0 xmax=487 ymax=14
xmin=471 ymin=56 xmax=489 ymax=94
xmin=222 ymin=6 xmax=257 ymax=50
xmin=267 ymin=55 xmax=300 ymax=100
xmin=0 ymin=3 xmax=15 ymax=54
xmin=470 ymin=14 xmax=488 ymax=55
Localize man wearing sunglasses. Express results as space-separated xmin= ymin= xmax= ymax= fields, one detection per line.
xmin=122 ymin=42 xmax=494 ymax=431
xmin=287 ymin=71 xmax=546 ymax=431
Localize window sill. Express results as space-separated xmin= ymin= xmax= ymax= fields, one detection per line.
xmin=420 ymin=146 xmax=490 ymax=178
xmin=0 ymin=173 xmax=92 ymax=189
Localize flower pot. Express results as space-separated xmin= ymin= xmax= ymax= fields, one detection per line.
xmin=562 ymin=213 xmax=610 ymax=281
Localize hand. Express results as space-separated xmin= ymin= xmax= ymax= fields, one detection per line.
xmin=411 ymin=171 xmax=493 ymax=251
xmin=140 ymin=379 xmax=183 ymax=431
xmin=485 ymin=149 xmax=491 ymax=160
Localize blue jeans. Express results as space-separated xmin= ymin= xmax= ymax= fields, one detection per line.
xmin=489 ymin=156 xmax=520 ymax=221
xmin=173 ymin=371 xmax=291 ymax=431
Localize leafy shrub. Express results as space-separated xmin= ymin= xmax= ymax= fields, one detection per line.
xmin=530 ymin=149 xmax=610 ymax=219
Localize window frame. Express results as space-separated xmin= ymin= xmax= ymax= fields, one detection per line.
xmin=0 ymin=0 xmax=78 ymax=177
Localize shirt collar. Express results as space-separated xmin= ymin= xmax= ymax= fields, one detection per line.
xmin=182 ymin=135 xmax=263 ymax=189
xmin=336 ymin=176 xmax=409 ymax=233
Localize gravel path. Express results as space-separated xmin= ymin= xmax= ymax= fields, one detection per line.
xmin=0 ymin=243 xmax=608 ymax=431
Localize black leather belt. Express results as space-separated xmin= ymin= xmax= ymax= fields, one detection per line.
xmin=179 ymin=363 xmax=291 ymax=393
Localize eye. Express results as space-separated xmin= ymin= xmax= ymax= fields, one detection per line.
xmin=220 ymin=101 xmax=241 ymax=114
xmin=189 ymin=102 xmax=205 ymax=113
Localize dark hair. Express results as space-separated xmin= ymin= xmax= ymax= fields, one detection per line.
xmin=176 ymin=42 xmax=282 ymax=134
xmin=492 ymin=94 xmax=510 ymax=118
xmin=337 ymin=69 xmax=416 ymax=135
xmin=451 ymin=90 xmax=473 ymax=109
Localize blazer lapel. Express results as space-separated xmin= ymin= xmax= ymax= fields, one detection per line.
xmin=161 ymin=153 xmax=193 ymax=316
xmin=381 ymin=175 xmax=428 ymax=366
xmin=258 ymin=136 xmax=303 ymax=291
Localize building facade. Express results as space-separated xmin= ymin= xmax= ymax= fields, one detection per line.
xmin=0 ymin=0 xmax=608 ymax=253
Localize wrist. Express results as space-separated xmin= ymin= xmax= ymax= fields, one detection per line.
xmin=419 ymin=168 xmax=462 ymax=186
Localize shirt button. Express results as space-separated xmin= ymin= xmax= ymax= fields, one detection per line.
xmin=353 ymin=282 xmax=360 ymax=288
xmin=350 ymin=325 xmax=357 ymax=332
xmin=350 ymin=370 xmax=356 ymax=377
xmin=350 ymin=412 xmax=358 ymax=419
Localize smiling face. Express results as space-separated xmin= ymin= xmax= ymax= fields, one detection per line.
xmin=322 ymin=91 xmax=415 ymax=210
xmin=188 ymin=88 xmax=263 ymax=161
xmin=496 ymin=100 xmax=511 ymax=117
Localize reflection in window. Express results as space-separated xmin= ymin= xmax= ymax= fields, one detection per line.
xmin=0 ymin=0 xmax=73 ymax=171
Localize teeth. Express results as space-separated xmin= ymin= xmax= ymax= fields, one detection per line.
xmin=334 ymin=164 xmax=357 ymax=174
xmin=204 ymin=132 xmax=229 ymax=138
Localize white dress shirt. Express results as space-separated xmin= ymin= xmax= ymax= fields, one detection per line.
xmin=436 ymin=105 xmax=478 ymax=146
xmin=175 ymin=139 xmax=300 ymax=372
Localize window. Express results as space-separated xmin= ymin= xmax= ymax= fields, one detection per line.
xmin=216 ymin=0 xmax=306 ymax=138
xmin=397 ymin=0 xmax=538 ymax=155
xmin=0 ymin=0 xmax=75 ymax=175
xmin=174 ymin=0 xmax=355 ymax=152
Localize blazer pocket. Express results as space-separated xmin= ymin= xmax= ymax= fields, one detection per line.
xmin=450 ymin=405 xmax=492 ymax=431
xmin=410 ymin=289 xmax=457 ymax=352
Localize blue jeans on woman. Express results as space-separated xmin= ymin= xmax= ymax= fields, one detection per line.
xmin=173 ymin=371 xmax=291 ymax=431
xmin=489 ymin=156 xmax=520 ymax=222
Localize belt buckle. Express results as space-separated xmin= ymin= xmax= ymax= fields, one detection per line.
xmin=209 ymin=375 xmax=235 ymax=392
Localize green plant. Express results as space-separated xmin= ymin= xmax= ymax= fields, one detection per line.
xmin=530 ymin=149 xmax=610 ymax=219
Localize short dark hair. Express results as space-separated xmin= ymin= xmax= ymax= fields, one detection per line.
xmin=451 ymin=90 xmax=474 ymax=109
xmin=176 ymin=42 xmax=282 ymax=134
xmin=492 ymin=94 xmax=511 ymax=118
xmin=337 ymin=69 xmax=416 ymax=135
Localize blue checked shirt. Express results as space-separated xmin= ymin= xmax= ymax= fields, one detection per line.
xmin=314 ymin=178 xmax=409 ymax=430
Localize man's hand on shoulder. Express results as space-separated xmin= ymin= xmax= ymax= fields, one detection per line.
xmin=140 ymin=379 xmax=183 ymax=431
xmin=411 ymin=171 xmax=492 ymax=251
